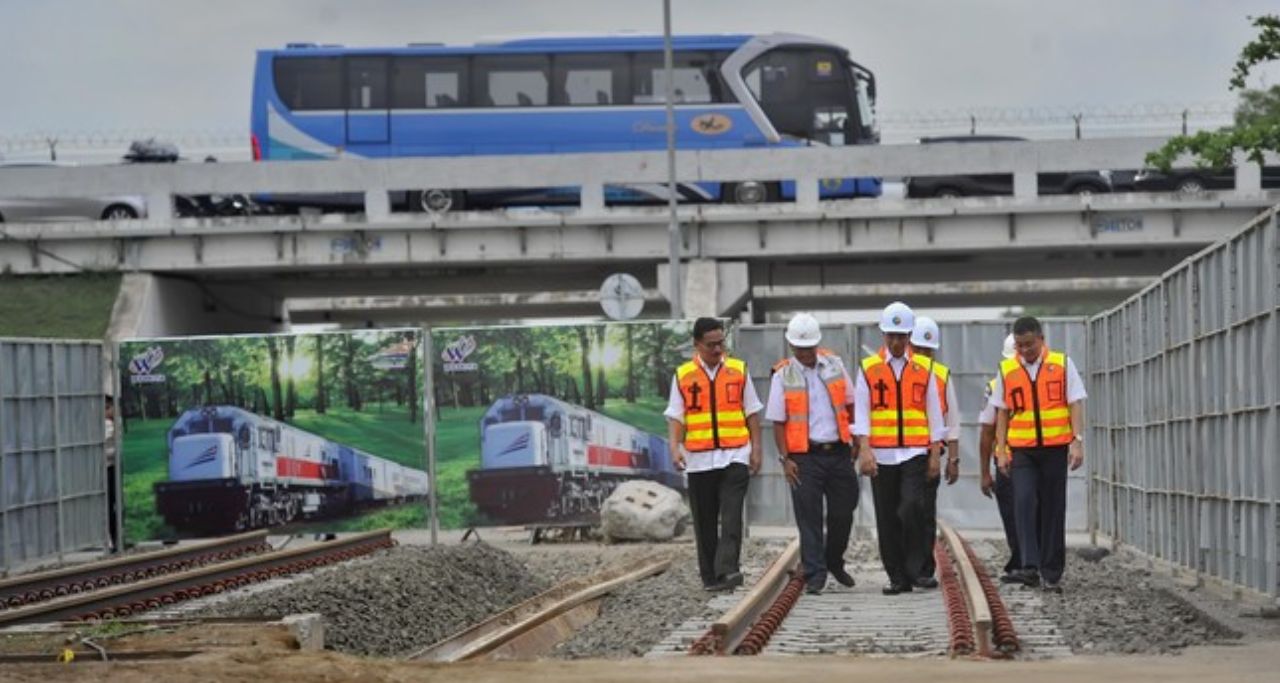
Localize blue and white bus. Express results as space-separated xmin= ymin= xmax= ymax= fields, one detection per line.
xmin=250 ymin=32 xmax=879 ymax=211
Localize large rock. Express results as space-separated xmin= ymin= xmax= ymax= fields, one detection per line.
xmin=600 ymin=480 xmax=688 ymax=543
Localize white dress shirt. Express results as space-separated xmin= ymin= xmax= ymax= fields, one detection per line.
xmin=664 ymin=357 xmax=763 ymax=473
xmin=853 ymin=352 xmax=947 ymax=465
xmin=764 ymin=355 xmax=855 ymax=444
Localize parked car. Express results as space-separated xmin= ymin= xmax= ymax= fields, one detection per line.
xmin=904 ymin=135 xmax=1113 ymax=198
xmin=0 ymin=163 xmax=147 ymax=222
xmin=1132 ymin=166 xmax=1280 ymax=193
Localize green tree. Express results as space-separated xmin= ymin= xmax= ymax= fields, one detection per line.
xmin=1147 ymin=15 xmax=1280 ymax=170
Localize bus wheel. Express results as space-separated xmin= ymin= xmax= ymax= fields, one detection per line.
xmin=418 ymin=189 xmax=464 ymax=213
xmin=724 ymin=181 xmax=774 ymax=205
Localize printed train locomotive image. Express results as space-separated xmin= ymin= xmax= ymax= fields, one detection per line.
xmin=154 ymin=405 xmax=429 ymax=532
xmin=468 ymin=394 xmax=682 ymax=524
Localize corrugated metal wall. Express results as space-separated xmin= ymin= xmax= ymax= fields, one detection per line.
xmin=735 ymin=319 xmax=1089 ymax=531
xmin=0 ymin=339 xmax=109 ymax=572
xmin=1088 ymin=207 xmax=1279 ymax=599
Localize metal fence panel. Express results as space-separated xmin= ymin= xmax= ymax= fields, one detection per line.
xmin=1088 ymin=207 xmax=1279 ymax=599
xmin=738 ymin=318 xmax=1089 ymax=532
xmin=0 ymin=339 xmax=108 ymax=572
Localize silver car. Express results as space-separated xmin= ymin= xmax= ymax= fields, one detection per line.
xmin=0 ymin=163 xmax=147 ymax=222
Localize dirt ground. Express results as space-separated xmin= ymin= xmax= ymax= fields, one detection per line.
xmin=1 ymin=640 xmax=1278 ymax=683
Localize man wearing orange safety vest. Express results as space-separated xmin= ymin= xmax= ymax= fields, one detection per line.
xmin=979 ymin=334 xmax=1025 ymax=584
xmin=765 ymin=313 xmax=858 ymax=595
xmin=992 ymin=316 xmax=1087 ymax=593
xmin=909 ymin=316 xmax=960 ymax=589
xmin=854 ymin=302 xmax=946 ymax=595
xmin=665 ymin=318 xmax=763 ymax=592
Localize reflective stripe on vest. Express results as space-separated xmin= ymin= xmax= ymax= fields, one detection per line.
xmin=913 ymin=356 xmax=950 ymax=417
xmin=860 ymin=352 xmax=932 ymax=448
xmin=678 ymin=356 xmax=750 ymax=452
xmin=771 ymin=349 xmax=852 ymax=454
xmin=1000 ymin=350 xmax=1074 ymax=448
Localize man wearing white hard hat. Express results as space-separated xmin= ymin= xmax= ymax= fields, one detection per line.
xmin=979 ymin=334 xmax=1023 ymax=583
xmin=854 ymin=302 xmax=946 ymax=595
xmin=908 ymin=316 xmax=960 ymax=589
xmin=766 ymin=313 xmax=858 ymax=595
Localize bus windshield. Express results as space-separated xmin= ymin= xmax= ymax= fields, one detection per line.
xmin=743 ymin=47 xmax=868 ymax=146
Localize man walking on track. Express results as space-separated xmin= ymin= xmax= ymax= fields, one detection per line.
xmin=993 ymin=316 xmax=1087 ymax=593
xmin=766 ymin=313 xmax=858 ymax=595
xmin=979 ymin=334 xmax=1024 ymax=583
xmin=854 ymin=302 xmax=946 ymax=595
xmin=665 ymin=318 xmax=763 ymax=592
xmin=909 ymin=316 xmax=959 ymax=589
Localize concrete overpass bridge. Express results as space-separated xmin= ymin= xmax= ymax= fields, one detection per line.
xmin=0 ymin=137 xmax=1275 ymax=335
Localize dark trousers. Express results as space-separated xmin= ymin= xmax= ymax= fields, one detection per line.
xmin=871 ymin=453 xmax=929 ymax=586
xmin=1012 ymin=446 xmax=1068 ymax=583
xmin=993 ymin=468 xmax=1021 ymax=574
xmin=687 ymin=462 xmax=750 ymax=586
xmin=788 ymin=444 xmax=859 ymax=587
xmin=919 ymin=473 xmax=941 ymax=578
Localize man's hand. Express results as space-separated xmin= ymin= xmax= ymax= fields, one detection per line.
xmin=927 ymin=451 xmax=941 ymax=481
xmin=783 ymin=458 xmax=800 ymax=487
xmin=1069 ymin=440 xmax=1085 ymax=471
xmin=945 ymin=457 xmax=959 ymax=485
xmin=748 ymin=446 xmax=762 ymax=475
xmin=997 ymin=447 xmax=1011 ymax=477
xmin=673 ymin=448 xmax=686 ymax=472
xmin=980 ymin=469 xmax=994 ymax=498
xmin=858 ymin=451 xmax=878 ymax=478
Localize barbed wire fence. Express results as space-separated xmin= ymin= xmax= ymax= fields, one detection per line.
xmin=0 ymin=101 xmax=1240 ymax=163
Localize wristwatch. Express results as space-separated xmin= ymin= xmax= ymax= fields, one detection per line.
xmin=1072 ymin=434 xmax=1085 ymax=444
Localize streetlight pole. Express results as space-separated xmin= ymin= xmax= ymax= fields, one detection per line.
xmin=663 ymin=0 xmax=683 ymax=319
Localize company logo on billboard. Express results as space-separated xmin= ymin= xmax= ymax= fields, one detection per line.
xmin=127 ymin=346 xmax=167 ymax=385
xmin=441 ymin=335 xmax=478 ymax=373
xmin=370 ymin=341 xmax=414 ymax=371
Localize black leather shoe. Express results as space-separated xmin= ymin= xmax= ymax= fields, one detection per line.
xmin=1013 ymin=569 xmax=1041 ymax=588
xmin=913 ymin=576 xmax=939 ymax=589
xmin=829 ymin=567 xmax=856 ymax=588
xmin=882 ymin=583 xmax=914 ymax=595
xmin=805 ymin=583 xmax=824 ymax=595
xmin=720 ymin=572 xmax=744 ymax=589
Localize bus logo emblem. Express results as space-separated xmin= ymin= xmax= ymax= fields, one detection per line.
xmin=690 ymin=113 xmax=732 ymax=136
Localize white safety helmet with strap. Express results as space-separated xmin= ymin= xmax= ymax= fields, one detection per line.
xmin=911 ymin=316 xmax=940 ymax=349
xmin=785 ymin=312 xmax=822 ymax=348
xmin=879 ymin=301 xmax=915 ymax=334
xmin=1002 ymin=333 xmax=1016 ymax=359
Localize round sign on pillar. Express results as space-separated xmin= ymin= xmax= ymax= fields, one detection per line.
xmin=600 ymin=273 xmax=645 ymax=321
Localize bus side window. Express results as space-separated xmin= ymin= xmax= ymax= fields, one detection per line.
xmin=552 ymin=53 xmax=630 ymax=106
xmin=273 ymin=56 xmax=343 ymax=111
xmin=632 ymin=51 xmax=729 ymax=105
xmin=347 ymin=56 xmax=389 ymax=110
xmin=392 ymin=56 xmax=467 ymax=109
xmin=474 ymin=55 xmax=549 ymax=107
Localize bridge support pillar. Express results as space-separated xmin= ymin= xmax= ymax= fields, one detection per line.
xmin=107 ymin=273 xmax=287 ymax=339
xmin=658 ymin=260 xmax=750 ymax=320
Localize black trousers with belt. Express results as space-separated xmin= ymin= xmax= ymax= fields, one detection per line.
xmin=871 ymin=452 xmax=930 ymax=587
xmin=788 ymin=442 xmax=859 ymax=588
xmin=1012 ymin=446 xmax=1068 ymax=583
xmin=919 ymin=470 xmax=941 ymax=578
xmin=687 ymin=462 xmax=751 ymax=586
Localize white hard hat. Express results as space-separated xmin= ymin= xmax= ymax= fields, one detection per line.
xmin=879 ymin=301 xmax=915 ymax=334
xmin=911 ymin=316 xmax=940 ymax=349
xmin=785 ymin=313 xmax=822 ymax=348
xmin=1002 ymin=333 xmax=1016 ymax=359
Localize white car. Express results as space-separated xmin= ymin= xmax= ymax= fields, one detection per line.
xmin=0 ymin=163 xmax=147 ymax=222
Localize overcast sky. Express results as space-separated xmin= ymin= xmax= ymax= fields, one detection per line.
xmin=1 ymin=0 xmax=1277 ymax=135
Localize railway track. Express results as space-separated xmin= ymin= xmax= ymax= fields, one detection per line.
xmin=0 ymin=529 xmax=394 ymax=627
xmin=0 ymin=530 xmax=270 ymax=611
xmin=681 ymin=523 xmax=1021 ymax=658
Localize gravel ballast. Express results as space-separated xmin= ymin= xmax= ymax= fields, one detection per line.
xmin=206 ymin=543 xmax=546 ymax=656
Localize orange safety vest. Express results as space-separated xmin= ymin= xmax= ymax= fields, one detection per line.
xmin=860 ymin=349 xmax=933 ymax=448
xmin=1000 ymin=349 xmax=1074 ymax=448
xmin=913 ymin=356 xmax=951 ymax=418
xmin=677 ymin=356 xmax=750 ymax=452
xmin=771 ymin=349 xmax=852 ymax=454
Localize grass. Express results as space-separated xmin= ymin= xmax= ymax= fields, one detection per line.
xmin=0 ymin=274 xmax=120 ymax=339
xmin=121 ymin=407 xmax=429 ymax=543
